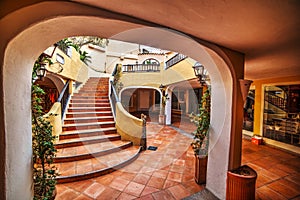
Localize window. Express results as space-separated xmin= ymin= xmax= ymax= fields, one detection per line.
xmin=142 ymin=58 xmax=159 ymax=65
xmin=56 ymin=54 xmax=65 ymax=65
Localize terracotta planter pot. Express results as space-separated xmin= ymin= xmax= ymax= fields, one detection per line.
xmin=194 ymin=155 xmax=208 ymax=184
xmin=226 ymin=165 xmax=257 ymax=200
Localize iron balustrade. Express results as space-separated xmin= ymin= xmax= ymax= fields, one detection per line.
xmin=265 ymin=92 xmax=287 ymax=111
xmin=165 ymin=53 xmax=187 ymax=69
xmin=110 ymin=80 xmax=120 ymax=118
xmin=57 ymin=80 xmax=70 ymax=119
xmin=122 ymin=63 xmax=160 ymax=73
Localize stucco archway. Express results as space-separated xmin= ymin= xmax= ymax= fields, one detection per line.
xmin=1 ymin=2 xmax=242 ymax=199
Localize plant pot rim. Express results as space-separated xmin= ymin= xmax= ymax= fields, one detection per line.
xmin=195 ymin=154 xmax=208 ymax=158
xmin=227 ymin=165 xmax=257 ymax=178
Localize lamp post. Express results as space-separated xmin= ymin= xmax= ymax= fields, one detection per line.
xmin=36 ymin=63 xmax=47 ymax=81
xmin=34 ymin=44 xmax=58 ymax=81
xmin=192 ymin=62 xmax=207 ymax=86
xmin=159 ymin=84 xmax=167 ymax=125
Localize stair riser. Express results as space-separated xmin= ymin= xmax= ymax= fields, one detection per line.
xmin=68 ymin=108 xmax=111 ymax=112
xmin=59 ymin=129 xmax=117 ymax=140
xmin=76 ymin=90 xmax=108 ymax=93
xmin=71 ymin=96 xmax=109 ymax=100
xmin=54 ymin=143 xmax=132 ymax=163
xmin=55 ymin=136 xmax=121 ymax=149
xmin=62 ymin=123 xmax=115 ymax=131
xmin=73 ymin=93 xmax=108 ymax=97
xmin=66 ymin=113 xmax=113 ymax=118
xmin=70 ymin=100 xmax=109 ymax=103
xmin=64 ymin=118 xmax=114 ymax=124
xmin=69 ymin=103 xmax=110 ymax=107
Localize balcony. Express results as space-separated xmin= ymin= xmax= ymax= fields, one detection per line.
xmin=122 ymin=63 xmax=160 ymax=73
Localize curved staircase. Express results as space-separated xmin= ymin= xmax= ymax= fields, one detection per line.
xmin=55 ymin=77 xmax=141 ymax=183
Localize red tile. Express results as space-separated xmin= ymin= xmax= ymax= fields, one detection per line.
xmin=256 ymin=174 xmax=273 ymax=188
xmin=94 ymin=174 xmax=114 ymax=186
xmin=74 ymin=194 xmax=93 ymax=200
xmin=137 ymin=194 xmax=155 ymax=200
xmin=267 ymin=179 xmax=300 ymax=199
xmin=96 ymin=187 xmax=121 ymax=200
xmin=124 ymin=181 xmax=145 ymax=197
xmin=167 ymin=184 xmax=191 ymax=199
xmin=117 ymin=192 xmax=136 ymax=200
xmin=133 ymin=174 xmax=151 ymax=185
xmin=181 ymin=180 xmax=204 ymax=194
xmin=147 ymin=176 xmax=165 ymax=189
xmin=152 ymin=170 xmax=169 ymax=179
xmin=163 ymin=180 xmax=179 ymax=189
xmin=151 ymin=190 xmax=175 ymax=200
xmin=55 ymin=189 xmax=81 ymax=200
xmin=120 ymin=172 xmax=136 ymax=181
xmin=109 ymin=177 xmax=130 ymax=191
xmin=167 ymin=171 xmax=183 ymax=183
xmin=256 ymin=186 xmax=287 ymax=200
xmin=83 ymin=182 xmax=105 ymax=199
xmin=65 ymin=179 xmax=94 ymax=193
xmin=140 ymin=186 xmax=159 ymax=197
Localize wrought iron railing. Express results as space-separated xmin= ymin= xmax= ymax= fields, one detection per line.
xmin=57 ymin=80 xmax=70 ymax=119
xmin=165 ymin=53 xmax=187 ymax=69
xmin=265 ymin=92 xmax=287 ymax=111
xmin=110 ymin=80 xmax=120 ymax=118
xmin=122 ymin=63 xmax=160 ymax=73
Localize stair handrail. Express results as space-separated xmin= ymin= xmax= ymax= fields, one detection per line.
xmin=110 ymin=80 xmax=120 ymax=118
xmin=57 ymin=79 xmax=71 ymax=119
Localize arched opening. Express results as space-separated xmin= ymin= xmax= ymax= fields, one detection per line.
xmin=1 ymin=2 xmax=241 ymax=199
xmin=120 ymin=86 xmax=162 ymax=122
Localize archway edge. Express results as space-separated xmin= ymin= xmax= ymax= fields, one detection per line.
xmin=1 ymin=2 xmax=244 ymax=200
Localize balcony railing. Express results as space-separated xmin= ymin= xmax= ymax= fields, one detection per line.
xmin=122 ymin=64 xmax=160 ymax=73
xmin=165 ymin=53 xmax=187 ymax=69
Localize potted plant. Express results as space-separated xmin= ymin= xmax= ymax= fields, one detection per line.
xmin=32 ymin=60 xmax=59 ymax=200
xmin=226 ymin=165 xmax=257 ymax=200
xmin=189 ymin=88 xmax=210 ymax=184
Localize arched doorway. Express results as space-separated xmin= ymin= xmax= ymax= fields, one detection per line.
xmin=1 ymin=2 xmax=244 ymax=199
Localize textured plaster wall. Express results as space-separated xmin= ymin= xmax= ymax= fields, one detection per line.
xmin=115 ymin=102 xmax=144 ymax=145
xmin=48 ymin=47 xmax=88 ymax=83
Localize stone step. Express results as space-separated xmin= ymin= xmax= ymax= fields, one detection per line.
xmin=55 ymin=140 xmax=133 ymax=162
xmin=65 ymin=111 xmax=113 ymax=118
xmin=68 ymin=103 xmax=110 ymax=107
xmin=73 ymin=93 xmax=109 ymax=97
xmin=64 ymin=116 xmax=114 ymax=124
xmin=62 ymin=121 xmax=115 ymax=131
xmin=55 ymin=146 xmax=142 ymax=183
xmin=70 ymin=99 xmax=109 ymax=103
xmin=68 ymin=107 xmax=111 ymax=112
xmin=71 ymin=96 xmax=109 ymax=100
xmin=59 ymin=127 xmax=117 ymax=140
xmin=56 ymin=134 xmax=120 ymax=148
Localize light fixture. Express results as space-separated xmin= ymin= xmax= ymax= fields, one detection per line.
xmin=36 ymin=63 xmax=46 ymax=80
xmin=193 ymin=62 xmax=206 ymax=85
xmin=159 ymin=84 xmax=165 ymax=90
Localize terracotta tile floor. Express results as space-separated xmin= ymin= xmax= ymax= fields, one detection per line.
xmin=56 ymin=122 xmax=300 ymax=200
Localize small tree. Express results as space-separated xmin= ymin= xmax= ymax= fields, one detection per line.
xmin=32 ymin=59 xmax=59 ymax=200
xmin=190 ymin=88 xmax=211 ymax=155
